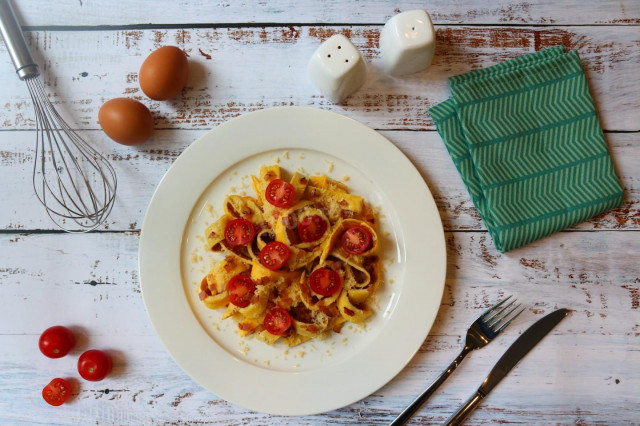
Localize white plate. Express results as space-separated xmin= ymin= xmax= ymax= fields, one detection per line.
xmin=139 ymin=107 xmax=446 ymax=416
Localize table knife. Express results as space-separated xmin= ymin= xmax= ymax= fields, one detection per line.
xmin=444 ymin=308 xmax=569 ymax=425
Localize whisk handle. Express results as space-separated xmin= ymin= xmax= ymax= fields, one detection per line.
xmin=0 ymin=0 xmax=39 ymax=79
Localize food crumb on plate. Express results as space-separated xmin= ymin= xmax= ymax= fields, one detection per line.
xmin=240 ymin=343 xmax=249 ymax=356
xmin=341 ymin=175 xmax=350 ymax=182
xmin=298 ymin=152 xmax=305 ymax=159
xmin=274 ymin=156 xmax=280 ymax=164
xmin=282 ymin=151 xmax=289 ymax=159
xmin=324 ymin=159 xmax=334 ymax=173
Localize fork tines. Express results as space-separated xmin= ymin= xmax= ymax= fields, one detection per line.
xmin=482 ymin=296 xmax=525 ymax=333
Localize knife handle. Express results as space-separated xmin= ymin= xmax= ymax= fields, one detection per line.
xmin=443 ymin=391 xmax=483 ymax=426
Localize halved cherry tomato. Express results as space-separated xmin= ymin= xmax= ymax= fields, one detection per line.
xmin=259 ymin=241 xmax=290 ymax=271
xmin=265 ymin=179 xmax=295 ymax=208
xmin=78 ymin=349 xmax=112 ymax=381
xmin=263 ymin=307 xmax=292 ymax=335
xmin=224 ymin=218 xmax=256 ymax=246
xmin=39 ymin=325 xmax=75 ymax=359
xmin=42 ymin=378 xmax=72 ymax=406
xmin=341 ymin=225 xmax=372 ymax=255
xmin=227 ymin=275 xmax=256 ymax=307
xmin=309 ymin=268 xmax=342 ymax=296
xmin=297 ymin=215 xmax=328 ymax=242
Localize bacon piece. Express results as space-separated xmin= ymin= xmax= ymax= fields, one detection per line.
xmin=290 ymin=303 xmax=314 ymax=323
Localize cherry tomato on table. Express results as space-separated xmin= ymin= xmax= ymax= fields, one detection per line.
xmin=309 ymin=268 xmax=342 ymax=297
xmin=42 ymin=378 xmax=72 ymax=406
xmin=227 ymin=275 xmax=256 ymax=308
xmin=263 ymin=307 xmax=292 ymax=335
xmin=78 ymin=349 xmax=112 ymax=381
xmin=224 ymin=218 xmax=256 ymax=246
xmin=39 ymin=325 xmax=75 ymax=358
xmin=265 ymin=179 xmax=295 ymax=208
xmin=297 ymin=215 xmax=328 ymax=242
xmin=340 ymin=225 xmax=372 ymax=255
xmin=259 ymin=241 xmax=291 ymax=270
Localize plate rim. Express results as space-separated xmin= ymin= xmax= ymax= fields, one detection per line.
xmin=139 ymin=106 xmax=447 ymax=415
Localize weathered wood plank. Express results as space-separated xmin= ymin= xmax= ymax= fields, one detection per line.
xmin=0 ymin=231 xmax=637 ymax=424
xmin=0 ymin=26 xmax=638 ymax=132
xmin=0 ymin=130 xmax=635 ymax=232
xmin=10 ymin=0 xmax=640 ymax=26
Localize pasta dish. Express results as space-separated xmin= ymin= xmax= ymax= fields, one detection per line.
xmin=198 ymin=165 xmax=381 ymax=347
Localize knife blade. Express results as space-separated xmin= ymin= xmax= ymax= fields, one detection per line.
xmin=443 ymin=308 xmax=569 ymax=426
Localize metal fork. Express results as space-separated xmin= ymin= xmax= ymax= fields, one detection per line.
xmin=390 ymin=296 xmax=525 ymax=426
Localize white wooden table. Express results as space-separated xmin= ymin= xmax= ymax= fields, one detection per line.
xmin=1 ymin=1 xmax=638 ymax=424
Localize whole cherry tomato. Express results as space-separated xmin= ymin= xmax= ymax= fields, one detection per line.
xmin=78 ymin=349 xmax=113 ymax=381
xmin=39 ymin=326 xmax=75 ymax=358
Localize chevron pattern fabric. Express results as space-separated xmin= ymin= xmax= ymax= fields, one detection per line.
xmin=430 ymin=46 xmax=623 ymax=252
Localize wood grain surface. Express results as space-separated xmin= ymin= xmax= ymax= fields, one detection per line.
xmin=0 ymin=1 xmax=638 ymax=425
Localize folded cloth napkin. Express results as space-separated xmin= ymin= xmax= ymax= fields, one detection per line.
xmin=430 ymin=46 xmax=623 ymax=252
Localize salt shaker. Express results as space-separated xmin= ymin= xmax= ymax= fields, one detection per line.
xmin=380 ymin=10 xmax=436 ymax=76
xmin=308 ymin=34 xmax=367 ymax=103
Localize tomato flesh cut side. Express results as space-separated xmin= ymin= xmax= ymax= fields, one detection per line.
xmin=340 ymin=225 xmax=372 ymax=255
xmin=227 ymin=275 xmax=256 ymax=307
xmin=309 ymin=268 xmax=342 ymax=297
xmin=265 ymin=179 xmax=295 ymax=208
xmin=259 ymin=241 xmax=291 ymax=270
xmin=263 ymin=307 xmax=293 ymax=335
xmin=42 ymin=378 xmax=72 ymax=406
xmin=224 ymin=218 xmax=256 ymax=246
xmin=297 ymin=215 xmax=328 ymax=242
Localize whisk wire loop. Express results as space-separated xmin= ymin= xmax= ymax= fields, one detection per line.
xmin=26 ymin=76 xmax=117 ymax=232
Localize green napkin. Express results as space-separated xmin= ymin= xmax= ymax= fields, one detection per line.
xmin=430 ymin=46 xmax=623 ymax=252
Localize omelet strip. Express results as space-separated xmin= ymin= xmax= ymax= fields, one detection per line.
xmin=205 ymin=215 xmax=229 ymax=252
xmin=223 ymin=195 xmax=264 ymax=224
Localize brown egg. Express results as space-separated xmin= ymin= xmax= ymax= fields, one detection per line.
xmin=139 ymin=46 xmax=189 ymax=100
xmin=98 ymin=98 xmax=154 ymax=145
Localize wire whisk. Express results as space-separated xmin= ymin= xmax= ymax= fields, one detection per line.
xmin=1 ymin=0 xmax=116 ymax=232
